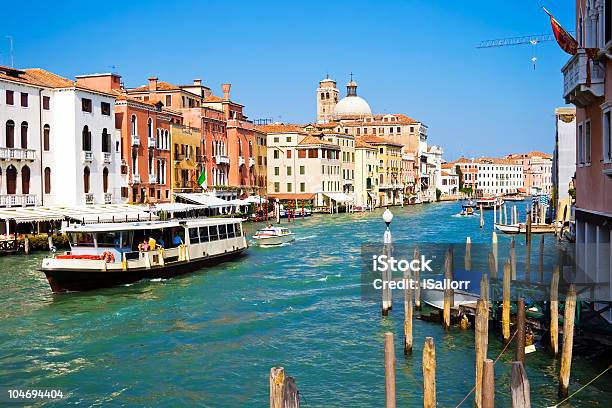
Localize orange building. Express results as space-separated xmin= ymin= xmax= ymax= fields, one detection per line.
xmin=75 ymin=73 xmax=180 ymax=203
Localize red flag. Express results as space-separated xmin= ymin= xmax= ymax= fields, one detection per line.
xmin=544 ymin=7 xmax=578 ymax=55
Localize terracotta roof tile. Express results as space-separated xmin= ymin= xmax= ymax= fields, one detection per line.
xmin=129 ymin=81 xmax=180 ymax=92
xmin=298 ymin=134 xmax=339 ymax=147
xmin=355 ymin=138 xmax=375 ymax=149
xmin=360 ymin=134 xmax=403 ymax=147
xmin=203 ymin=94 xmax=223 ymax=102
xmin=255 ymin=124 xmax=306 ymax=134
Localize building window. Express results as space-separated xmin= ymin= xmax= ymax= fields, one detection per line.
xmin=101 ymin=102 xmax=111 ymax=116
xmin=103 ymin=167 xmax=109 ymax=193
xmin=606 ymin=0 xmax=611 ymax=44
xmin=585 ymin=120 xmax=591 ymax=164
xmin=82 ymin=125 xmax=92 ymax=151
xmin=5 ymin=120 xmax=15 ymax=148
xmin=274 ymin=167 xmax=279 ymax=176
xmin=43 ymin=96 xmax=50 ymax=110
xmin=102 ymin=128 xmax=111 ymax=153
xmin=286 ymin=136 xmax=292 ymax=142
xmin=21 ymin=165 xmax=30 ymax=194
xmin=83 ymin=167 xmax=90 ymax=193
xmin=273 ymin=150 xmax=280 ymax=159
xmin=300 ymin=165 xmax=305 ymax=175
xmin=300 ymin=182 xmax=305 ymax=192
xmin=20 ymin=92 xmax=28 ymax=107
xmin=165 ymin=94 xmax=172 ymax=107
xmin=274 ymin=182 xmax=280 ymax=192
xmin=604 ymin=109 xmax=612 ymax=163
xmin=577 ymin=123 xmax=584 ymax=164
xmin=6 ymin=90 xmax=14 ymax=105
xmin=287 ymin=166 xmax=292 ymax=176
xmin=287 ymin=150 xmax=291 ymax=159
xmin=6 ymin=165 xmax=17 ymax=194
xmin=43 ymin=124 xmax=50 ymax=151
xmin=287 ymin=183 xmax=292 ymax=192
xmin=44 ymin=167 xmax=51 ymax=194
xmin=82 ymin=98 xmax=92 ymax=113
xmin=131 ymin=115 xmax=137 ymax=135
xmin=20 ymin=121 xmax=28 ymax=148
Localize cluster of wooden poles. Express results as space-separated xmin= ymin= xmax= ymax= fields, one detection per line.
xmin=380 ymin=235 xmax=578 ymax=408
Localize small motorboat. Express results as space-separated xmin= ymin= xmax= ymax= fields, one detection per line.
xmin=476 ymin=197 xmax=504 ymax=209
xmin=253 ymin=226 xmax=295 ymax=246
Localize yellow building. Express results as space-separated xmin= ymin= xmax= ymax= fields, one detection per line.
xmin=360 ymin=135 xmax=403 ymax=206
xmin=170 ymin=124 xmax=201 ymax=196
xmin=253 ymin=128 xmax=268 ymax=197
xmin=354 ymin=138 xmax=378 ymax=208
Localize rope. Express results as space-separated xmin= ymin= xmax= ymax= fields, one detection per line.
xmin=547 ymin=364 xmax=612 ymax=408
xmin=454 ymin=329 xmax=518 ymax=408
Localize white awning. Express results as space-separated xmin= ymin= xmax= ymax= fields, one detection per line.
xmin=148 ymin=203 xmax=205 ymax=213
xmin=323 ymin=192 xmax=354 ymax=203
xmin=175 ymin=193 xmax=233 ymax=208
xmin=243 ymin=195 xmax=268 ymax=204
xmin=227 ymin=199 xmax=251 ymax=206
xmin=0 ymin=204 xmax=157 ymax=224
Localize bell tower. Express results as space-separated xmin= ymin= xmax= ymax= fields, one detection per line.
xmin=316 ymin=75 xmax=338 ymax=123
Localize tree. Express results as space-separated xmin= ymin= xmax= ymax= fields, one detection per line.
xmin=455 ymin=165 xmax=464 ymax=190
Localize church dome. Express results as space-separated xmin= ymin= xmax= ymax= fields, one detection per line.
xmin=334 ymin=95 xmax=372 ymax=117
xmin=333 ymin=78 xmax=371 ymax=118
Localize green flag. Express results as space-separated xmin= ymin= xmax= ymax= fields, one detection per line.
xmin=197 ymin=170 xmax=207 ymax=189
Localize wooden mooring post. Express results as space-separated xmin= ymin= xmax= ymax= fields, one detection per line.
xmin=538 ymin=235 xmax=544 ymax=282
xmin=511 ymin=361 xmax=531 ymax=408
xmin=559 ymin=284 xmax=577 ymax=398
xmin=465 ymin=236 xmax=472 ymax=271
xmin=492 ymin=232 xmax=498 ymax=272
xmin=488 ymin=251 xmax=497 ymax=279
xmin=270 ymin=367 xmax=300 ymax=408
xmin=414 ymin=246 xmax=421 ymax=311
xmin=510 ymin=237 xmax=516 ymax=280
xmin=516 ymin=298 xmax=526 ymax=365
xmin=504 ymin=204 xmax=508 ymax=225
xmin=480 ymin=204 xmax=484 ymax=228
xmin=384 ymin=332 xmax=396 ymax=408
xmin=525 ymin=210 xmax=532 ymax=246
xmin=404 ymin=266 xmax=413 ymax=355
xmin=502 ymin=260 xmax=511 ymax=344
xmin=493 ymin=204 xmax=497 ymax=230
xmin=482 ymin=359 xmax=495 ymax=408
xmin=550 ymin=266 xmax=559 ymax=356
xmin=475 ymin=298 xmax=489 ymax=408
xmin=443 ymin=248 xmax=454 ymax=330
xmin=423 ymin=337 xmax=436 ymax=408
xmin=24 ymin=236 xmax=30 ymax=255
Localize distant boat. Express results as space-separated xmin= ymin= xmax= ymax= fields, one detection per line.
xmin=421 ymin=268 xmax=482 ymax=310
xmin=503 ymin=194 xmax=525 ymax=202
xmin=476 ymin=197 xmax=504 ymax=209
xmin=253 ymin=226 xmax=295 ymax=246
xmin=495 ymin=223 xmax=556 ymax=235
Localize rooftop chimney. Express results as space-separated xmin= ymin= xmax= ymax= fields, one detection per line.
xmin=148 ymin=76 xmax=158 ymax=91
xmin=222 ymin=83 xmax=231 ymax=100
xmin=193 ymin=79 xmax=202 ymax=86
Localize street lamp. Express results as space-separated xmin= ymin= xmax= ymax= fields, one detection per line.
xmin=383 ymin=207 xmax=393 ymax=244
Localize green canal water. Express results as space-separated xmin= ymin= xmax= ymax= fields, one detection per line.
xmin=0 ymin=202 xmax=610 ymax=407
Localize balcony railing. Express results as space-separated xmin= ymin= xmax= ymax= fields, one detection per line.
xmin=239 ymin=157 xmax=245 ymax=166
xmin=0 ymin=147 xmax=36 ymax=161
xmin=84 ymin=193 xmax=94 ymax=205
xmin=215 ymin=155 xmax=230 ymax=165
xmin=104 ymin=193 xmax=112 ymax=204
xmin=131 ymin=134 xmax=140 ymax=146
xmin=83 ymin=151 xmax=93 ymax=163
xmin=562 ymin=49 xmax=605 ymax=108
xmin=148 ymin=136 xmax=156 ymax=148
xmin=249 ymin=157 xmax=255 ymax=167
xmin=0 ymin=194 xmax=37 ymax=207
xmin=149 ymin=174 xmax=157 ymax=184
xmin=132 ymin=173 xmax=141 ymax=184
xmin=103 ymin=152 xmax=112 ymax=164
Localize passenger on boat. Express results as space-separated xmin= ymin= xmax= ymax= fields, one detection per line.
xmin=148 ymin=236 xmax=157 ymax=250
xmin=138 ymin=240 xmax=149 ymax=252
xmin=158 ymin=237 xmax=165 ymax=249
xmin=172 ymin=233 xmax=183 ymax=246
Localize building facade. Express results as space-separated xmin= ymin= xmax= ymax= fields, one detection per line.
xmin=507 ymin=151 xmax=553 ymax=195
xmin=354 ymin=138 xmax=379 ymax=208
xmin=553 ymin=107 xmax=577 ymax=223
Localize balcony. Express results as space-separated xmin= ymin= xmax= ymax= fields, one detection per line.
xmin=149 ymin=174 xmax=157 ymax=184
xmin=0 ymin=147 xmax=36 ymax=161
xmin=249 ymin=157 xmax=255 ymax=167
xmin=84 ymin=193 xmax=94 ymax=205
xmin=132 ymin=173 xmax=141 ymax=184
xmin=215 ymin=155 xmax=230 ymax=165
xmin=239 ymin=156 xmax=245 ymax=166
xmin=562 ymin=49 xmax=605 ymax=108
xmin=104 ymin=193 xmax=113 ymax=204
xmin=102 ymin=152 xmax=112 ymax=164
xmin=83 ymin=151 xmax=93 ymax=163
xmin=131 ymin=134 xmax=140 ymax=146
xmin=148 ymin=136 xmax=156 ymax=148
xmin=0 ymin=194 xmax=37 ymax=207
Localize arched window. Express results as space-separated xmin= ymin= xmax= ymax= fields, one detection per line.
xmin=103 ymin=167 xmax=109 ymax=193
xmin=43 ymin=125 xmax=50 ymax=151
xmin=165 ymin=130 xmax=169 ymax=149
xmin=326 ymin=92 xmax=329 ymax=99
xmin=320 ymin=93 xmax=324 ymax=100
xmin=5 ymin=120 xmax=15 ymax=148
xmin=44 ymin=167 xmax=51 ymax=194
xmin=238 ymin=139 xmax=242 ymax=156
xmin=6 ymin=165 xmax=17 ymax=194
xmin=248 ymin=141 xmax=253 ymax=157
xmin=147 ymin=118 xmax=152 ymax=139
xmin=102 ymin=128 xmax=111 ymax=153
xmin=20 ymin=121 xmax=28 ymax=148
xmin=21 ymin=165 xmax=30 ymax=194
xmin=83 ymin=166 xmax=90 ymax=193
xmin=82 ymin=125 xmax=91 ymax=151
xmin=130 ymin=115 xmax=137 ymax=135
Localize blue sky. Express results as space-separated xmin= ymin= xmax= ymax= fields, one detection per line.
xmin=1 ymin=0 xmax=574 ymax=159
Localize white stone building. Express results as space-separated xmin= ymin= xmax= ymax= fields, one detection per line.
xmin=475 ymin=157 xmax=524 ymax=196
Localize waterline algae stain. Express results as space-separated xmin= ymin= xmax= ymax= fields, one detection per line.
xmin=0 ymin=203 xmax=610 ymax=406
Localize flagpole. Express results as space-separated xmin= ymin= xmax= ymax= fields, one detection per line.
xmin=541 ymin=6 xmax=552 ymax=17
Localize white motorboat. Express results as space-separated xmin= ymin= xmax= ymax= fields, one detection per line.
xmin=253 ymin=226 xmax=295 ymax=246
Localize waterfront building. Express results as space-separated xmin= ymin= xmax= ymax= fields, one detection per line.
xmin=75 ymin=73 xmax=178 ymax=204
xmin=440 ymin=163 xmax=459 ymax=197
xmin=400 ymin=153 xmax=417 ymax=199
xmin=259 ymin=124 xmax=342 ymax=208
xmin=170 ymin=124 xmax=201 ymax=195
xmin=422 ymin=145 xmax=443 ymax=202
xmin=319 ymin=131 xmax=355 ymax=195
xmin=561 ymin=0 xmax=611 ymax=308
xmin=507 ymin=151 xmax=553 ymax=195
xmin=475 ymin=157 xmax=524 ymax=196
xmin=253 ymin=127 xmax=268 ymax=197
xmin=354 ymin=138 xmax=379 ymax=208
xmin=552 ymin=107 xmax=577 ymax=223
xmin=359 ymin=135 xmax=403 ymax=206
xmin=0 ymin=66 xmax=123 ymax=207
xmin=453 ymin=156 xmax=479 ymax=194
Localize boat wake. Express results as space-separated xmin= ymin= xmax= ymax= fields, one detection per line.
xmin=295 ymin=235 xmax=317 ymax=241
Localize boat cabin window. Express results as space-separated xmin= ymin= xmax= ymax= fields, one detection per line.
xmin=188 ymin=227 xmax=200 ymax=244
xmin=236 ymin=223 xmax=242 ymax=237
xmin=70 ymin=232 xmax=95 ymax=247
xmin=227 ymin=223 xmax=235 ymax=238
xmin=97 ymin=231 xmax=128 ymax=248
xmin=199 ymin=227 xmax=209 ymax=242
xmin=209 ymin=225 xmax=219 ymax=241
xmin=218 ymin=224 xmax=227 ymax=240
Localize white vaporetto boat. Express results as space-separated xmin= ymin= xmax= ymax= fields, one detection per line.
xmin=253 ymin=226 xmax=295 ymax=246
